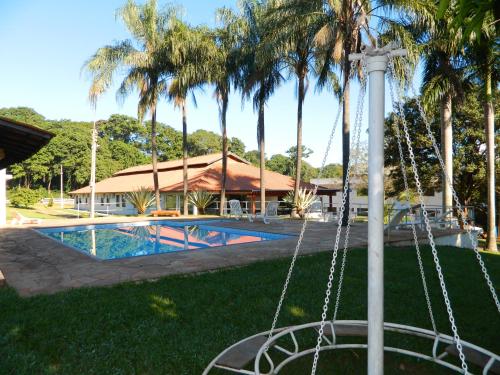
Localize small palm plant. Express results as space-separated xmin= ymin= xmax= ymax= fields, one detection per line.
xmin=126 ymin=187 xmax=155 ymax=215
xmin=283 ymin=188 xmax=317 ymax=218
xmin=188 ymin=191 xmax=215 ymax=215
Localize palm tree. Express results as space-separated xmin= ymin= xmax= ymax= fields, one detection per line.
xmin=380 ymin=1 xmax=466 ymax=221
xmin=84 ymin=0 xmax=174 ymax=210
xmin=265 ymin=0 xmax=320 ymax=217
xmin=167 ymin=21 xmax=215 ymax=215
xmin=240 ymin=0 xmax=284 ymax=213
xmin=313 ymin=0 xmax=372 ymax=224
xmin=464 ymin=19 xmax=498 ymax=252
xmin=211 ymin=8 xmax=244 ymax=216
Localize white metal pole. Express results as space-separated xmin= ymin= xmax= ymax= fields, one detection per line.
xmin=60 ymin=164 xmax=64 ymax=209
xmin=90 ymin=117 xmax=97 ymax=219
xmin=349 ymin=45 xmax=406 ymax=375
xmin=366 ymin=54 xmax=388 ymax=375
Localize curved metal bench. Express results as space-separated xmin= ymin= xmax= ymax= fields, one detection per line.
xmin=204 ymin=320 xmax=500 ymax=374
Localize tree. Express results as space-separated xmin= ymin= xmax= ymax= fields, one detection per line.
xmin=228 ymin=137 xmax=246 ymax=157
xmin=98 ymin=114 xmax=147 ymax=147
xmin=108 ymin=141 xmax=150 ymax=170
xmin=322 ymin=163 xmax=342 ymax=179
xmin=464 ymin=16 xmax=498 ymax=251
xmin=167 ymin=21 xmax=214 ymax=215
xmin=266 ymin=154 xmax=293 ymax=176
xmin=266 ymin=0 xmax=319 ymax=216
xmin=0 ymin=107 xmax=48 ymax=128
xmin=313 ymin=0 xmax=372 ymax=224
xmin=436 ymin=0 xmax=499 ymax=41
xmin=420 ymin=9 xmax=466 ymax=221
xmin=211 ymin=7 xmax=244 ymax=215
xmin=384 ymin=93 xmax=498 ymax=228
xmin=240 ymin=0 xmax=284 ymax=213
xmin=382 ymin=0 xmax=467 ymax=223
xmin=244 ymin=150 xmax=261 ymax=166
xmin=84 ymin=0 xmax=175 ymax=210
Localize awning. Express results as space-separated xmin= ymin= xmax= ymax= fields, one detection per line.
xmin=0 ymin=116 xmax=53 ymax=169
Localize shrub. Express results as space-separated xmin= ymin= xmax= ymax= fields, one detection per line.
xmin=188 ymin=191 xmax=215 ymax=215
xmin=47 ymin=197 xmax=54 ymax=207
xmin=9 ymin=188 xmax=41 ymax=208
xmin=125 ymin=187 xmax=155 ymax=215
xmin=283 ymin=188 xmax=317 ymax=218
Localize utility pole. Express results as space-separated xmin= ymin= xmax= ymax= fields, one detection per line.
xmin=60 ymin=164 xmax=64 ymax=209
xmin=90 ymin=117 xmax=97 ymax=219
xmin=349 ymin=44 xmax=407 ymax=375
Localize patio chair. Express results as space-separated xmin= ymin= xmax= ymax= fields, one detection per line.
xmin=228 ymin=200 xmax=253 ymax=222
xmin=384 ymin=204 xmax=419 ymax=233
xmin=253 ymin=201 xmax=281 ymax=224
xmin=11 ymin=212 xmax=43 ymax=225
xmin=305 ymin=201 xmax=329 ymax=222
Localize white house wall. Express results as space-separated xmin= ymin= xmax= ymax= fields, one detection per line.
xmin=318 ymin=189 xmax=444 ymax=215
xmin=73 ymin=193 xmax=184 ymax=215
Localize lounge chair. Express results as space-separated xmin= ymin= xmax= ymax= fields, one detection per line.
xmin=253 ymin=201 xmax=281 ymax=224
xmin=11 ymin=212 xmax=42 ymax=225
xmin=228 ymin=200 xmax=253 ymax=222
xmin=305 ymin=201 xmax=330 ymax=222
xmin=384 ymin=204 xmax=419 ymax=233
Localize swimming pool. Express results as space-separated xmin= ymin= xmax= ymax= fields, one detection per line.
xmin=37 ymin=220 xmax=291 ymax=260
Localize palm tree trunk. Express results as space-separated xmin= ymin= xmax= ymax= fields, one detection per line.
xmin=219 ymin=95 xmax=229 ymax=216
xmin=258 ymin=84 xmax=266 ymax=214
xmin=342 ymin=53 xmax=351 ymax=226
xmin=440 ymin=94 xmax=453 ymax=219
xmin=484 ymin=64 xmax=497 ymax=252
xmin=292 ymin=73 xmax=305 ymax=218
xmin=182 ymin=101 xmax=189 ymax=216
xmin=151 ymin=109 xmax=161 ymax=210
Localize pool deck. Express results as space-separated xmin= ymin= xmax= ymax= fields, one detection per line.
xmin=0 ymin=217 xmax=462 ymax=296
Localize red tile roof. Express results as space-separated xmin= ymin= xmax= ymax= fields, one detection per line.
xmin=70 ymin=152 xmax=317 ymax=195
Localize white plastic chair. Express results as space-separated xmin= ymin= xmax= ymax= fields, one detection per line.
xmin=253 ymin=201 xmax=281 ymax=224
xmin=11 ymin=212 xmax=43 ymax=225
xmin=228 ymin=200 xmax=253 ymax=222
xmin=305 ymin=201 xmax=328 ymax=222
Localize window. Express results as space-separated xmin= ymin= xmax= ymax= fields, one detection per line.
xmin=165 ymin=195 xmax=177 ymax=209
xmin=121 ymin=195 xmax=126 ymax=207
xmin=357 ymin=208 xmax=368 ymax=217
xmin=100 ymin=196 xmax=104 ymax=204
xmin=116 ymin=195 xmax=120 ymax=207
xmin=106 ymin=196 xmax=109 ymax=204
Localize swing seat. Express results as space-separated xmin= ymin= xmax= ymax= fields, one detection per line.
xmin=216 ymin=334 xmax=269 ymax=370
xmin=445 ymin=344 xmax=500 ymax=374
xmin=318 ymin=322 xmax=368 ymax=337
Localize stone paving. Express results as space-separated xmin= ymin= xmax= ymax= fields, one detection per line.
xmin=0 ymin=217 xmax=460 ymax=296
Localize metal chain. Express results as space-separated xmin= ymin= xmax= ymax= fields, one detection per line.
xmin=310 ymin=57 xmax=368 ymax=375
xmin=265 ymin=60 xmax=359 ymax=348
xmin=390 ymin=58 xmax=469 ymax=373
xmin=332 ymin=93 xmax=366 ymax=321
xmin=332 ymin=207 xmax=352 ymax=321
xmin=404 ymin=64 xmax=500 ymax=314
xmin=387 ymin=59 xmax=437 ymax=333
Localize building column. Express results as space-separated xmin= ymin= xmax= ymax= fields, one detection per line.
xmin=0 ymin=169 xmax=6 ymax=226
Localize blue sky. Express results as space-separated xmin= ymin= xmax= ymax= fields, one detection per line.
xmin=0 ymin=0 xmax=409 ymax=167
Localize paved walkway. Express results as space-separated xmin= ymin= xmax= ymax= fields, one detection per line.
xmin=0 ymin=218 xmax=460 ymax=296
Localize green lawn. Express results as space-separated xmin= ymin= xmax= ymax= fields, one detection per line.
xmin=0 ymin=247 xmax=498 ymax=374
xmin=6 ymin=204 xmax=88 ymax=220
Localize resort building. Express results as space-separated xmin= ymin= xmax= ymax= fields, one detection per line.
xmin=311 ymin=178 xmax=457 ymax=220
xmin=70 ymin=152 xmax=334 ymax=215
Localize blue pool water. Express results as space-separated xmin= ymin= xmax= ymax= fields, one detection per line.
xmin=37 ymin=220 xmax=290 ymax=260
